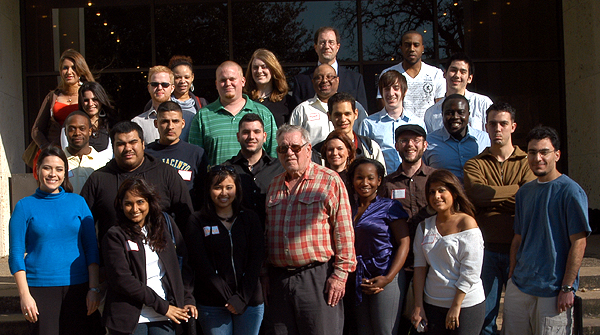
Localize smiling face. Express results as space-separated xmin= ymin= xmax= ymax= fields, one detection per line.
xmin=329 ymin=101 xmax=358 ymax=136
xmin=156 ymin=110 xmax=184 ymax=145
xmin=114 ymin=130 xmax=145 ymax=171
xmin=486 ymin=110 xmax=516 ymax=147
xmin=251 ymin=58 xmax=272 ymax=86
xmin=216 ymin=64 xmax=246 ymax=102
xmin=60 ymin=58 xmax=79 ymax=87
xmin=81 ymin=90 xmax=102 ymax=118
xmin=122 ymin=190 xmax=149 ymax=227
xmin=427 ymin=181 xmax=454 ymax=214
xmin=172 ymin=64 xmax=194 ymax=98
xmin=352 ymin=163 xmax=381 ymax=202
xmin=277 ymin=131 xmax=311 ymax=176
xmin=382 ymin=79 xmax=404 ymax=111
xmin=148 ymin=72 xmax=174 ymax=104
xmin=443 ymin=98 xmax=470 ymax=138
xmin=395 ymin=131 xmax=427 ymax=164
xmin=314 ymin=29 xmax=340 ymax=64
xmin=445 ymin=60 xmax=472 ymax=94
xmin=237 ymin=120 xmax=266 ymax=155
xmin=65 ymin=114 xmax=92 ymax=152
xmin=325 ymin=138 xmax=349 ymax=172
xmin=527 ymin=138 xmax=560 ymax=181
xmin=210 ymin=175 xmax=236 ymax=211
xmin=401 ymin=33 xmax=424 ymax=66
xmin=37 ymin=155 xmax=66 ymax=194
xmin=312 ymin=65 xmax=339 ymax=101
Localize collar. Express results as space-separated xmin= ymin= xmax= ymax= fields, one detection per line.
xmin=308 ymin=94 xmax=329 ymax=113
xmin=317 ymin=60 xmax=339 ymax=74
xmin=389 ymin=161 xmax=432 ymax=180
xmin=286 ymin=161 xmax=316 ymax=182
xmin=214 ymin=94 xmax=253 ymax=115
xmin=440 ymin=125 xmax=474 ymax=142
xmin=231 ymin=149 xmax=276 ymax=165
xmin=64 ymin=146 xmax=99 ymax=159
xmin=139 ymin=108 xmax=157 ymax=119
xmin=376 ymin=108 xmax=410 ymax=122
xmin=479 ymin=145 xmax=528 ymax=160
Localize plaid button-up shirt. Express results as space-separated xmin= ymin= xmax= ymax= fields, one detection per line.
xmin=265 ymin=163 xmax=356 ymax=282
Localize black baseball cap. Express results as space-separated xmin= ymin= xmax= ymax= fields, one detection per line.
xmin=395 ymin=124 xmax=427 ymax=141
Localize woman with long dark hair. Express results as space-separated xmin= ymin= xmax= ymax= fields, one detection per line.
xmin=187 ymin=165 xmax=265 ymax=335
xmin=9 ymin=146 xmax=101 ymax=334
xmin=411 ymin=169 xmax=485 ymax=334
xmin=347 ymin=157 xmax=410 ymax=335
xmin=244 ymin=48 xmax=291 ymax=127
xmin=102 ymin=177 xmax=197 ymax=335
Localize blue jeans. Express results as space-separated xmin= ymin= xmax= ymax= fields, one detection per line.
xmin=480 ymin=250 xmax=510 ymax=335
xmin=132 ymin=321 xmax=175 ymax=335
xmin=198 ymin=304 xmax=264 ymax=335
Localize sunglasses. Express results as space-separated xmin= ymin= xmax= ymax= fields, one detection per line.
xmin=276 ymin=142 xmax=308 ymax=154
xmin=210 ymin=165 xmax=236 ymax=173
xmin=149 ymin=82 xmax=171 ymax=88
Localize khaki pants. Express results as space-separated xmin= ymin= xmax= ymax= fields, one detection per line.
xmin=501 ymin=279 xmax=573 ymax=335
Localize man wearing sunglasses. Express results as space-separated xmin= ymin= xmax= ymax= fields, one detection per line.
xmin=133 ymin=65 xmax=175 ymax=145
xmin=263 ymin=124 xmax=356 ymax=335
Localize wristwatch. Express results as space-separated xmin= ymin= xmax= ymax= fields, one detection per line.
xmin=89 ymin=287 xmax=101 ymax=293
xmin=561 ymin=285 xmax=575 ymax=293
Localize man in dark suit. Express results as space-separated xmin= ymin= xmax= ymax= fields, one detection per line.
xmin=291 ymin=26 xmax=368 ymax=110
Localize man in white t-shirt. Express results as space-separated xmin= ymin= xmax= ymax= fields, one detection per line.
xmin=376 ymin=31 xmax=445 ymax=119
xmin=424 ymin=53 xmax=493 ymax=133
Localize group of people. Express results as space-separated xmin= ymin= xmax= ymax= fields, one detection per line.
xmin=9 ymin=25 xmax=590 ymax=335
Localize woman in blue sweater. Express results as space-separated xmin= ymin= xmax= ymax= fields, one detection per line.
xmin=9 ymin=146 xmax=101 ymax=334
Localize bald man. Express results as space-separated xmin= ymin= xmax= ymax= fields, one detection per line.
xmin=188 ymin=61 xmax=278 ymax=165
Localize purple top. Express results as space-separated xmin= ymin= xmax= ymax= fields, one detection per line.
xmin=353 ymin=196 xmax=408 ymax=302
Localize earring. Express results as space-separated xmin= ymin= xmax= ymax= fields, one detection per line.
xmin=78 ymin=77 xmax=83 ymax=86
xmin=190 ymin=83 xmax=195 ymax=92
xmin=99 ymin=109 xmax=107 ymax=118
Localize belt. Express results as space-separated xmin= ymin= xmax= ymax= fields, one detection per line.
xmin=278 ymin=262 xmax=324 ymax=275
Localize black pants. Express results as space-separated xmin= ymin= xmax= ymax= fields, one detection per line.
xmin=423 ymin=301 xmax=485 ymax=335
xmin=29 ymin=282 xmax=102 ymax=335
xmin=264 ymin=262 xmax=344 ymax=335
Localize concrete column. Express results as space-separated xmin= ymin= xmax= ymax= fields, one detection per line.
xmin=0 ymin=0 xmax=25 ymax=256
xmin=563 ymin=0 xmax=600 ymax=208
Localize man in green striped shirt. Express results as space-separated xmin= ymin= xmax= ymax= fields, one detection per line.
xmin=189 ymin=61 xmax=278 ymax=165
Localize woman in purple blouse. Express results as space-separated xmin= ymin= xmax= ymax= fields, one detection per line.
xmin=347 ymin=157 xmax=410 ymax=335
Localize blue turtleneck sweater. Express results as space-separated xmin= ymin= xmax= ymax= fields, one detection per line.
xmin=9 ymin=187 xmax=99 ymax=287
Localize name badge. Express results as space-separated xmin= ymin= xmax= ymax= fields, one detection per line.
xmin=203 ymin=226 xmax=211 ymax=237
xmin=211 ymin=226 xmax=220 ymax=235
xmin=422 ymin=233 xmax=436 ymax=245
xmin=392 ymin=189 xmax=406 ymax=199
xmin=127 ymin=240 xmax=139 ymax=251
xmin=178 ymin=170 xmax=192 ymax=181
xmin=68 ymin=170 xmax=74 ymax=178
xmin=307 ymin=112 xmax=321 ymax=121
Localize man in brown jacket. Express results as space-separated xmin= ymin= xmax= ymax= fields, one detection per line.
xmin=463 ymin=102 xmax=535 ymax=335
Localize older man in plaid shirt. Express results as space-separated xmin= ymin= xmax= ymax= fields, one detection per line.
xmin=263 ymin=124 xmax=356 ymax=335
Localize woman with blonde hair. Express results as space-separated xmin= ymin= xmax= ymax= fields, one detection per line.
xmin=244 ymin=48 xmax=291 ymax=126
xmin=32 ymin=49 xmax=95 ymax=149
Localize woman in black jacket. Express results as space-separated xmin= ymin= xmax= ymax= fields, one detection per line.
xmin=187 ymin=165 xmax=265 ymax=335
xmin=102 ymin=177 xmax=197 ymax=335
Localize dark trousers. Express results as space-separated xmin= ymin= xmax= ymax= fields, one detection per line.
xmin=424 ymin=301 xmax=485 ymax=335
xmin=264 ymin=262 xmax=344 ymax=335
xmin=29 ymin=282 xmax=102 ymax=335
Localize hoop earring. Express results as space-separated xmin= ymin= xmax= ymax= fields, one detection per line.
xmin=99 ymin=109 xmax=107 ymax=118
xmin=190 ymin=83 xmax=195 ymax=92
xmin=78 ymin=77 xmax=83 ymax=86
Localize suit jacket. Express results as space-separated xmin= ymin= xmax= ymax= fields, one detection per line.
xmin=102 ymin=215 xmax=195 ymax=334
xmin=291 ymin=65 xmax=368 ymax=109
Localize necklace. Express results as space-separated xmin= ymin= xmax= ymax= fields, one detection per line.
xmin=217 ymin=214 xmax=235 ymax=223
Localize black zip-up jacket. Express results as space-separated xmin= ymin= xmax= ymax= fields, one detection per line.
xmin=102 ymin=215 xmax=195 ymax=334
xmin=187 ymin=209 xmax=264 ymax=313
xmin=81 ymin=154 xmax=194 ymax=247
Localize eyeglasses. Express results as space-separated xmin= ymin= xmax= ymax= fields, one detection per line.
xmin=210 ymin=165 xmax=236 ymax=173
xmin=276 ymin=142 xmax=308 ymax=154
xmin=150 ymin=82 xmax=171 ymax=88
xmin=398 ymin=138 xmax=423 ymax=145
xmin=312 ymin=75 xmax=338 ymax=83
xmin=527 ymin=149 xmax=556 ymax=157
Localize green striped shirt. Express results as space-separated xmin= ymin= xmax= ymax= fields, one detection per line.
xmin=188 ymin=94 xmax=278 ymax=165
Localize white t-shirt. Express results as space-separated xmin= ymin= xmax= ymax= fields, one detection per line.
xmin=413 ymin=216 xmax=485 ymax=308
xmin=139 ymin=227 xmax=168 ymax=323
xmin=423 ymin=90 xmax=494 ymax=133
xmin=377 ymin=62 xmax=445 ymax=119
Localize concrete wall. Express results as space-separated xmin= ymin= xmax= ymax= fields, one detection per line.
xmin=0 ymin=0 xmax=24 ymax=256
xmin=563 ymin=0 xmax=600 ymax=208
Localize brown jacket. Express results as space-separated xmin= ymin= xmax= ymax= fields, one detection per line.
xmin=464 ymin=146 xmax=535 ymax=252
xmin=31 ymin=90 xmax=61 ymax=148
